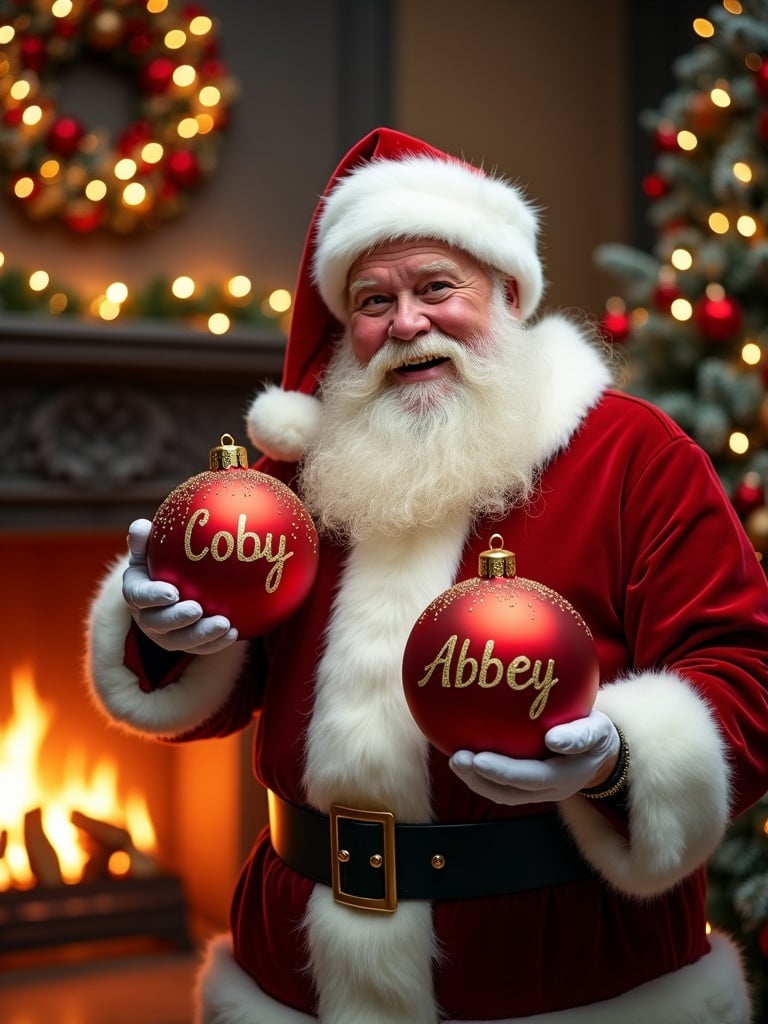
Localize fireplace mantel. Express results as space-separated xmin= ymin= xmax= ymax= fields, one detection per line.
xmin=0 ymin=315 xmax=286 ymax=531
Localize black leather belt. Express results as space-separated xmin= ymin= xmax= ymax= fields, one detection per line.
xmin=268 ymin=790 xmax=593 ymax=913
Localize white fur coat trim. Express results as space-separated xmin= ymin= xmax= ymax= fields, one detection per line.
xmin=560 ymin=669 xmax=731 ymax=896
xmin=245 ymin=313 xmax=611 ymax=464
xmin=86 ymin=555 xmax=248 ymax=737
xmin=194 ymin=930 xmax=749 ymax=1024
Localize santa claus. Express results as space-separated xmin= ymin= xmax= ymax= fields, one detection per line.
xmin=87 ymin=128 xmax=768 ymax=1023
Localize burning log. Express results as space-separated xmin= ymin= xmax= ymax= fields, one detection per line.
xmin=71 ymin=810 xmax=159 ymax=879
xmin=0 ymin=828 xmax=7 ymax=858
xmin=24 ymin=808 xmax=64 ymax=887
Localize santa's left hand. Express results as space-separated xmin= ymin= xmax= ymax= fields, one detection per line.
xmin=449 ymin=710 xmax=620 ymax=806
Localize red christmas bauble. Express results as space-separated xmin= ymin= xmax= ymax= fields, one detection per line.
xmin=141 ymin=56 xmax=176 ymax=94
xmin=165 ymin=150 xmax=200 ymax=188
xmin=694 ymin=290 xmax=743 ymax=342
xmin=653 ymin=123 xmax=679 ymax=153
xmin=47 ymin=117 xmax=85 ymax=157
xmin=755 ymin=62 xmax=768 ymax=100
xmin=642 ymin=173 xmax=669 ymax=200
xmin=600 ymin=309 xmax=631 ymax=344
xmin=733 ymin=472 xmax=765 ymax=519
xmin=652 ymin=279 xmax=680 ymax=313
xmin=146 ymin=435 xmax=319 ymax=639
xmin=402 ymin=537 xmax=600 ymax=758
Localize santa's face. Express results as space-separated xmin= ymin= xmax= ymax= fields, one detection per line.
xmin=346 ymin=240 xmax=519 ymax=387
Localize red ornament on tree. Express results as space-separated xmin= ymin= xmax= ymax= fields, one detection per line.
xmin=599 ymin=298 xmax=631 ymax=344
xmin=733 ymin=472 xmax=765 ymax=519
xmin=146 ymin=435 xmax=319 ymax=639
xmin=402 ymin=536 xmax=600 ymax=758
xmin=140 ymin=56 xmax=176 ymax=94
xmin=653 ymin=122 xmax=679 ymax=153
xmin=694 ymin=286 xmax=743 ymax=342
xmin=754 ymin=61 xmax=768 ymax=100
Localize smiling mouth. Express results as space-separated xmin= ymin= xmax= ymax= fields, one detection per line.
xmin=396 ymin=356 xmax=450 ymax=373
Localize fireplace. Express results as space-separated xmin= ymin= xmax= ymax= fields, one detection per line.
xmin=0 ymin=316 xmax=282 ymax=962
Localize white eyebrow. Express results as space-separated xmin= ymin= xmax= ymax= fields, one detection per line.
xmin=417 ymin=259 xmax=460 ymax=275
xmin=348 ymin=277 xmax=380 ymax=299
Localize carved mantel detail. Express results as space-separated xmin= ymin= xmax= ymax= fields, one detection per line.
xmin=0 ymin=316 xmax=286 ymax=531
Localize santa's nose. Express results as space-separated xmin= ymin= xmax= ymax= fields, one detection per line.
xmin=388 ymin=298 xmax=431 ymax=342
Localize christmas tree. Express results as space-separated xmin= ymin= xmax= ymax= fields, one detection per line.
xmin=595 ymin=0 xmax=768 ymax=567
xmin=595 ymin=2 xmax=768 ymax=1014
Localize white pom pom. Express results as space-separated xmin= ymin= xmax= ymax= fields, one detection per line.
xmin=246 ymin=386 xmax=322 ymax=462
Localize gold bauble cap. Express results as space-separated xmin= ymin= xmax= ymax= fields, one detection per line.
xmin=209 ymin=433 xmax=249 ymax=470
xmin=478 ymin=534 xmax=516 ymax=578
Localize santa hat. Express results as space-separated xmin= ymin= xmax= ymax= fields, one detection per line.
xmin=247 ymin=127 xmax=544 ymax=462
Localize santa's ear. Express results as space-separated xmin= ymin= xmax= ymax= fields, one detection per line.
xmin=504 ymin=277 xmax=521 ymax=314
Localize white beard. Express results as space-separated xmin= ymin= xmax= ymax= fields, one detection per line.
xmin=298 ymin=291 xmax=544 ymax=541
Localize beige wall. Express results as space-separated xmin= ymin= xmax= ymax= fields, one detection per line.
xmin=395 ymin=0 xmax=630 ymax=317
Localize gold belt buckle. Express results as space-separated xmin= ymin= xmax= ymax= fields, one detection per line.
xmin=329 ymin=804 xmax=397 ymax=913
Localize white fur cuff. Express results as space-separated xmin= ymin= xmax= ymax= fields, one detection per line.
xmin=560 ymin=669 xmax=731 ymax=896
xmin=86 ymin=556 xmax=249 ymax=738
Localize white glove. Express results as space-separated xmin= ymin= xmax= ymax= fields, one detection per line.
xmin=449 ymin=710 xmax=620 ymax=806
xmin=122 ymin=518 xmax=239 ymax=655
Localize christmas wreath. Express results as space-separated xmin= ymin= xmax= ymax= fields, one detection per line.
xmin=0 ymin=0 xmax=237 ymax=233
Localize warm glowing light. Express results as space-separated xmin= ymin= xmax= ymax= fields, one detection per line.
xmin=710 ymin=85 xmax=731 ymax=108
xmin=122 ymin=181 xmax=147 ymax=206
xmin=39 ymin=159 xmax=60 ymax=179
xmin=22 ymin=104 xmax=43 ymax=126
xmin=708 ymin=212 xmax=730 ymax=234
xmin=670 ymin=298 xmax=693 ymax=321
xmin=671 ymin=248 xmax=693 ymax=271
xmin=105 ymin=281 xmax=129 ymax=304
xmin=737 ymin=215 xmax=757 ymax=237
xmin=14 ymin=176 xmax=35 ymax=199
xmin=171 ymin=275 xmax=196 ymax=299
xmin=114 ymin=157 xmax=137 ymax=180
xmin=198 ymin=85 xmax=221 ymax=107
xmin=98 ymin=298 xmax=121 ymax=321
xmin=177 ymin=117 xmax=199 ymax=139
xmin=10 ymin=79 xmax=31 ymax=100
xmin=729 ymin=432 xmax=749 ymax=455
xmin=723 ymin=0 xmax=742 ymax=12
xmin=0 ymin=665 xmax=157 ymax=888
xmin=268 ymin=288 xmax=292 ymax=313
xmin=0 ymin=251 xmax=6 ymax=268
xmin=173 ymin=64 xmax=196 ymax=88
xmin=146 ymin=0 xmax=168 ymax=11
xmin=189 ymin=15 xmax=213 ymax=35
xmin=0 ymin=24 xmax=15 ymax=44
xmin=745 ymin=53 xmax=762 ymax=72
xmin=733 ymin=161 xmax=752 ymax=183
xmin=196 ymin=113 xmax=214 ymax=134
xmin=208 ymin=312 xmax=231 ymax=335
xmin=227 ymin=275 xmax=253 ymax=299
xmin=141 ymin=141 xmax=164 ymax=164
xmin=630 ymin=307 xmax=649 ymax=328
xmin=706 ymin=282 xmax=726 ymax=302
xmin=108 ymin=850 xmax=132 ymax=876
xmin=677 ymin=130 xmax=698 ymax=151
xmin=164 ymin=28 xmax=186 ymax=48
xmin=742 ymin=341 xmax=762 ymax=366
xmin=51 ymin=0 xmax=74 ymax=16
xmin=29 ymin=270 xmax=49 ymax=292
xmin=85 ymin=178 xmax=107 ymax=201
xmin=693 ymin=17 xmax=714 ymax=37
xmin=49 ymin=292 xmax=68 ymax=314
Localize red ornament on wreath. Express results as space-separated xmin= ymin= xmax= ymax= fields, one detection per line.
xmin=402 ymin=536 xmax=600 ymax=758
xmin=47 ymin=116 xmax=85 ymax=157
xmin=733 ymin=472 xmax=765 ymax=520
xmin=146 ymin=434 xmax=319 ymax=639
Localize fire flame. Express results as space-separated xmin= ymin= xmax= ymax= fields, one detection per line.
xmin=0 ymin=664 xmax=157 ymax=889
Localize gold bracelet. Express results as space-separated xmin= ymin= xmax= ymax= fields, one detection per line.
xmin=579 ymin=726 xmax=630 ymax=800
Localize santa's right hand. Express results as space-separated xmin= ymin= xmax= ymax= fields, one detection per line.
xmin=121 ymin=518 xmax=239 ymax=655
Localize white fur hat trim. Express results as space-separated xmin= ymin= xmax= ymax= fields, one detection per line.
xmin=313 ymin=154 xmax=544 ymax=322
